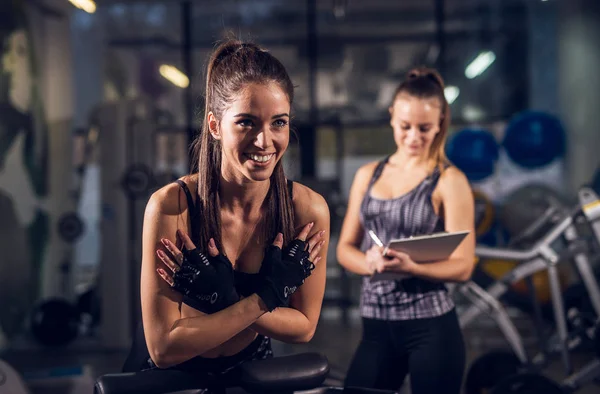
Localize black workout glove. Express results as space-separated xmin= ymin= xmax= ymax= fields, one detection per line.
xmin=256 ymin=239 xmax=316 ymax=312
xmin=172 ymin=248 xmax=239 ymax=314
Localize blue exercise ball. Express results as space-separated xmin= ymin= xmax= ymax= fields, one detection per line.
xmin=446 ymin=128 xmax=499 ymax=182
xmin=502 ymin=111 xmax=566 ymax=169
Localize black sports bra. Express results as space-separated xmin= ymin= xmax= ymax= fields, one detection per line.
xmin=174 ymin=179 xmax=294 ymax=308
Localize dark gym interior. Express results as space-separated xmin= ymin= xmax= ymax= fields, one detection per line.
xmin=1 ymin=0 xmax=600 ymax=393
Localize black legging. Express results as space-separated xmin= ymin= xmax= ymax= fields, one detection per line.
xmin=344 ymin=309 xmax=465 ymax=394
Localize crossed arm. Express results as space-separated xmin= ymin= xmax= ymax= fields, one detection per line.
xmin=249 ymin=184 xmax=330 ymax=343
xmin=140 ymin=182 xmax=329 ymax=368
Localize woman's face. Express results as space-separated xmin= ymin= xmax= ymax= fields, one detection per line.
xmin=211 ymin=82 xmax=290 ymax=183
xmin=389 ymin=93 xmax=442 ymax=158
xmin=2 ymin=29 xmax=32 ymax=113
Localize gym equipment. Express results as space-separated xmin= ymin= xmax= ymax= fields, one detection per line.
xmin=499 ymin=183 xmax=567 ymax=241
xmin=490 ymin=373 xmax=565 ymax=394
xmin=57 ymin=212 xmax=85 ymax=244
xmin=29 ymin=298 xmax=80 ymax=347
xmin=446 ymin=128 xmax=500 ymax=182
xmin=477 ymin=223 xmax=510 ymax=247
xmin=89 ymin=98 xmax=158 ymax=349
xmin=473 ymin=189 xmax=495 ymax=237
xmin=94 ymin=352 xmax=399 ymax=394
xmin=502 ymin=111 xmax=566 ymax=169
xmin=478 ymin=258 xmax=569 ymax=305
xmin=120 ymin=163 xmax=156 ymax=199
xmin=464 ymin=350 xmax=523 ymax=394
xmin=90 ymin=99 xmax=190 ymax=350
xmin=459 ymin=186 xmax=600 ymax=393
xmin=472 ymin=188 xmax=571 ymax=319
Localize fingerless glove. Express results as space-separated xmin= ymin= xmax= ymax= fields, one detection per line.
xmin=256 ymin=239 xmax=316 ymax=311
xmin=172 ymin=248 xmax=239 ymax=314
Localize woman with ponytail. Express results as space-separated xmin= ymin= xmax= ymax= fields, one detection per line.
xmin=122 ymin=40 xmax=330 ymax=392
xmin=336 ymin=67 xmax=475 ymax=394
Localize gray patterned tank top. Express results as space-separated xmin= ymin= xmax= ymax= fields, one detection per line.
xmin=358 ymin=156 xmax=455 ymax=320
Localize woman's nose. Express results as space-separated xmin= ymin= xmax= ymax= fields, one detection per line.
xmin=254 ymin=128 xmax=271 ymax=149
xmin=405 ymin=128 xmax=419 ymax=140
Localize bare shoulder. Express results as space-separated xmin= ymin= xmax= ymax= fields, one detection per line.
xmin=354 ymin=161 xmax=380 ymax=185
xmin=145 ymin=174 xmax=198 ymax=219
xmin=290 ymin=182 xmax=330 ymax=226
xmin=438 ymin=166 xmax=472 ymax=196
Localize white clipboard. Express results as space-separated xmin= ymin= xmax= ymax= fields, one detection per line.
xmin=369 ymin=230 xmax=470 ymax=281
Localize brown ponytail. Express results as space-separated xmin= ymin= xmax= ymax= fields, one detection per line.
xmin=189 ymin=40 xmax=295 ymax=252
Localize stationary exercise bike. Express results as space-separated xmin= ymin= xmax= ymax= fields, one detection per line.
xmin=457 ymin=186 xmax=600 ymax=393
xmin=94 ymin=352 xmax=399 ymax=394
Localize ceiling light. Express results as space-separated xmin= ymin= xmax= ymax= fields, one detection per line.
xmin=68 ymin=0 xmax=96 ymax=14
xmin=465 ymin=51 xmax=496 ymax=79
xmin=159 ymin=65 xmax=189 ymax=88
xmin=444 ymin=86 xmax=460 ymax=105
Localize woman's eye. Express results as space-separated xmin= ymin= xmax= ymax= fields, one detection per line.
xmin=236 ymin=119 xmax=254 ymax=128
xmin=273 ymin=119 xmax=288 ymax=128
xmin=420 ymin=126 xmax=432 ymax=133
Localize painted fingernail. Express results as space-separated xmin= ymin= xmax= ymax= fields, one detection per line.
xmin=157 ymin=250 xmax=165 ymax=258
xmin=209 ymin=238 xmax=216 ymax=248
xmin=315 ymin=257 xmax=322 ymax=263
xmin=276 ymin=233 xmax=283 ymax=242
xmin=309 ymin=222 xmax=315 ymax=228
xmin=319 ymin=230 xmax=325 ymax=236
xmin=320 ymin=240 xmax=325 ymax=246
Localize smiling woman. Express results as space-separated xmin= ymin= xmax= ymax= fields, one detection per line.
xmin=121 ymin=39 xmax=330 ymax=394
xmin=211 ymin=83 xmax=291 ymax=183
xmin=336 ymin=67 xmax=475 ymax=394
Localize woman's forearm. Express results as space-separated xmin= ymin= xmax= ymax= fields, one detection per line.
xmin=250 ymin=306 xmax=313 ymax=343
xmin=155 ymin=294 xmax=268 ymax=368
xmin=337 ymin=243 xmax=372 ymax=276
xmin=411 ymin=258 xmax=474 ymax=283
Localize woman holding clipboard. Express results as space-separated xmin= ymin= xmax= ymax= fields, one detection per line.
xmin=336 ymin=67 xmax=476 ymax=394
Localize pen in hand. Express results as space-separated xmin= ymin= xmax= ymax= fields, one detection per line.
xmin=368 ymin=230 xmax=383 ymax=247
xmin=368 ymin=230 xmax=389 ymax=257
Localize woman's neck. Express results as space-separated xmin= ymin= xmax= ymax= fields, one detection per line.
xmin=218 ymin=176 xmax=270 ymax=218
xmin=388 ymin=150 xmax=433 ymax=171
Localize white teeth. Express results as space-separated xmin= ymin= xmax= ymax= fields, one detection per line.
xmin=248 ymin=154 xmax=273 ymax=163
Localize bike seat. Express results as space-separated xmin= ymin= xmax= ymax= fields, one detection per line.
xmin=238 ymin=352 xmax=330 ymax=393
xmin=94 ymin=352 xmax=330 ymax=394
xmin=94 ymin=369 xmax=205 ymax=394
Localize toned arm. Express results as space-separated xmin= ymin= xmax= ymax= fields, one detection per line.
xmin=140 ymin=183 xmax=269 ymax=368
xmin=336 ymin=162 xmax=378 ymax=275
xmin=249 ymin=183 xmax=330 ymax=343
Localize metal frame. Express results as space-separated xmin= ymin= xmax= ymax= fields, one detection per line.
xmin=459 ymin=186 xmax=600 ymax=391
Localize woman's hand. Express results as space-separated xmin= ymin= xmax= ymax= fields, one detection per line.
xmin=365 ymin=245 xmax=386 ymax=274
xmin=257 ymin=222 xmax=324 ymax=311
xmin=156 ymin=229 xmax=239 ymax=313
xmin=375 ymin=248 xmax=419 ymax=275
xmin=305 ymin=224 xmax=326 ymax=264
